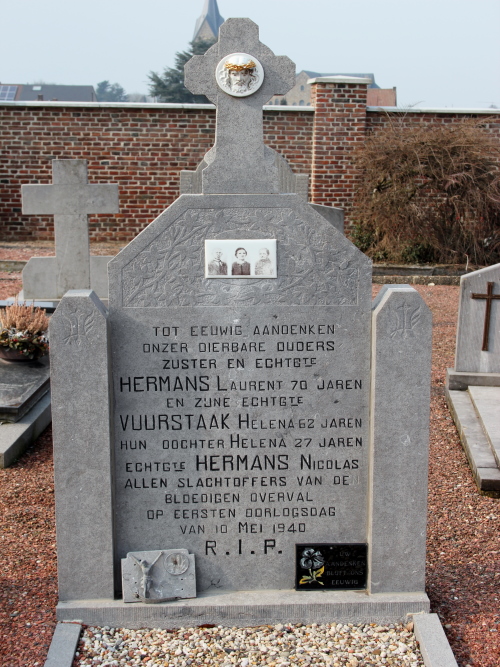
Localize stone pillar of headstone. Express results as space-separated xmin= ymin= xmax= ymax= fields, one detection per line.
xmin=368 ymin=285 xmax=432 ymax=593
xmin=21 ymin=160 xmax=119 ymax=299
xmin=50 ymin=290 xmax=115 ymax=600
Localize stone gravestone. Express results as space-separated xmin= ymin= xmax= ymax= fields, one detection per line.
xmin=50 ymin=19 xmax=432 ymax=626
xmin=21 ymin=159 xmax=119 ymax=300
xmin=446 ymin=263 xmax=500 ymax=494
xmin=0 ymin=356 xmax=51 ymax=468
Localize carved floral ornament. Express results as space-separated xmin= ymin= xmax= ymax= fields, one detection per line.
xmin=216 ymin=52 xmax=264 ymax=97
xmin=119 ymin=208 xmax=362 ymax=308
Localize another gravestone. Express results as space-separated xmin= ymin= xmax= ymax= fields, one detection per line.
xmin=50 ymin=18 xmax=432 ymax=626
xmin=21 ymin=160 xmax=119 ymax=300
xmin=446 ymin=264 xmax=500 ymax=494
xmin=0 ymin=356 xmax=51 ymax=468
xmin=0 ymin=357 xmax=50 ymax=423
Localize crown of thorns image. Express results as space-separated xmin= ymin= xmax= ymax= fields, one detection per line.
xmin=224 ymin=58 xmax=257 ymax=71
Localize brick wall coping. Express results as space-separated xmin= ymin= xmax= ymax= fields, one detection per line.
xmin=265 ymin=105 xmax=314 ymax=112
xmin=0 ymin=100 xmax=216 ymax=110
xmin=308 ymin=76 xmax=373 ymax=85
xmin=0 ymin=100 xmax=314 ymax=112
xmin=367 ymin=106 xmax=500 ymax=115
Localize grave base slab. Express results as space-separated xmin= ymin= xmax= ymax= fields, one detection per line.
xmin=445 ymin=385 xmax=500 ymax=496
xmin=0 ymin=355 xmax=50 ymax=422
xmin=447 ymin=369 xmax=500 ymax=391
xmin=0 ymin=391 xmax=51 ymax=468
xmin=22 ymin=255 xmax=113 ymax=300
xmin=57 ymin=590 xmax=429 ymax=628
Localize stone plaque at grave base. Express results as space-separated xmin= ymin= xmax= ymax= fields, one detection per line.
xmin=50 ymin=17 xmax=432 ymax=626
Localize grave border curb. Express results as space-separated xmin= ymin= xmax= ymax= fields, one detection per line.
xmin=411 ymin=613 xmax=459 ymax=667
xmin=43 ymin=621 xmax=82 ymax=667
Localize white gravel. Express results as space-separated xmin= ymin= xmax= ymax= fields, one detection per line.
xmin=75 ymin=621 xmax=424 ymax=666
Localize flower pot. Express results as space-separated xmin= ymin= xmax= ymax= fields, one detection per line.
xmin=0 ymin=347 xmax=46 ymax=363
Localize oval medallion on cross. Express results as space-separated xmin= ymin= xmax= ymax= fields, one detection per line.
xmin=216 ymin=52 xmax=264 ymax=97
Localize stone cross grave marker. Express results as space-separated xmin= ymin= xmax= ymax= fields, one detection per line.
xmin=453 ymin=264 xmax=500 ymax=376
xmin=21 ymin=159 xmax=119 ymax=299
xmin=50 ymin=18 xmax=432 ymax=626
xmin=184 ymin=18 xmax=295 ymax=194
xmin=446 ymin=263 xmax=500 ymax=494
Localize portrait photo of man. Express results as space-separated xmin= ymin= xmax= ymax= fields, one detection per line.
xmin=207 ymin=248 xmax=228 ymax=276
xmin=232 ymin=247 xmax=251 ymax=275
xmin=254 ymin=247 xmax=275 ymax=276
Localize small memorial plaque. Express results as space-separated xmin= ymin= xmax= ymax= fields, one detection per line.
xmin=205 ymin=239 xmax=277 ymax=278
xmin=121 ymin=549 xmax=196 ymax=603
xmin=295 ymin=543 xmax=368 ymax=590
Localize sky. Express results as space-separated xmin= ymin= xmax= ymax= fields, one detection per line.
xmin=1 ymin=0 xmax=499 ymax=109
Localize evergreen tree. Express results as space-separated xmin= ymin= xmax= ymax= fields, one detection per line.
xmin=148 ymin=39 xmax=215 ymax=103
xmin=96 ymin=81 xmax=127 ymax=102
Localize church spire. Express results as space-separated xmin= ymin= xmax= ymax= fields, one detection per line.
xmin=193 ymin=0 xmax=224 ymax=42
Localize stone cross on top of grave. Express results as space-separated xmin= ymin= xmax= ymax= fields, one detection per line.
xmin=21 ymin=160 xmax=119 ymax=299
xmin=184 ymin=18 xmax=295 ymax=194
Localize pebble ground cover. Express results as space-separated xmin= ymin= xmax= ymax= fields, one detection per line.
xmin=75 ymin=622 xmax=424 ymax=666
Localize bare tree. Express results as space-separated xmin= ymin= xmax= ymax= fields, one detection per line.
xmin=351 ymin=117 xmax=500 ymax=266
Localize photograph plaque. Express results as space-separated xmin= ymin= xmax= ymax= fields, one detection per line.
xmin=205 ymin=239 xmax=277 ymax=278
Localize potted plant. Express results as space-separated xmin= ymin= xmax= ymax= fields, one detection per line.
xmin=0 ymin=301 xmax=49 ymax=362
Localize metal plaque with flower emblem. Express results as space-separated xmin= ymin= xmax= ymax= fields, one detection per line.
xmin=295 ymin=543 xmax=367 ymax=590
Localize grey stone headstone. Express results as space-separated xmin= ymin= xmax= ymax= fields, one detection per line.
xmin=369 ymin=285 xmax=432 ymax=593
xmin=454 ymin=263 xmax=500 ymax=373
xmin=121 ymin=549 xmax=196 ymax=602
xmin=108 ymin=192 xmax=372 ymax=593
xmin=49 ymin=290 xmax=115 ymax=600
xmin=48 ymin=18 xmax=432 ymax=614
xmin=21 ymin=160 xmax=118 ymax=299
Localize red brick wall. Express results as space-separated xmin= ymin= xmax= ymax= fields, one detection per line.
xmin=1 ymin=101 xmax=499 ymax=242
xmin=310 ymin=81 xmax=368 ymax=224
xmin=263 ymin=108 xmax=313 ymax=175
xmin=0 ymin=105 xmax=313 ymax=242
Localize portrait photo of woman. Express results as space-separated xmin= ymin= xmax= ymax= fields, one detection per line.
xmin=231 ymin=247 xmax=251 ymax=275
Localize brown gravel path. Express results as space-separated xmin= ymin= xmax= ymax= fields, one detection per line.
xmin=0 ymin=241 xmax=124 ymax=262
xmin=0 ymin=263 xmax=499 ymax=666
